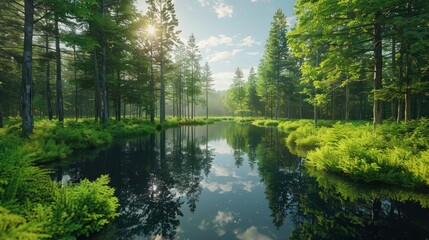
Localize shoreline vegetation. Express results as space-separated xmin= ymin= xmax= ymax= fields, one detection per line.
xmin=0 ymin=116 xmax=225 ymax=239
xmin=2 ymin=116 xmax=428 ymax=238
xmin=240 ymin=117 xmax=429 ymax=191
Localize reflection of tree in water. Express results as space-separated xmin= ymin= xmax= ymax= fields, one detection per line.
xmin=255 ymin=127 xmax=302 ymax=228
xmin=289 ymin=170 xmax=429 ymax=240
xmin=141 ymin=173 xmax=183 ymax=239
xmin=136 ymin=126 xmax=214 ymax=239
xmin=246 ymin=126 xmax=429 ymax=239
xmin=224 ymin=123 xmax=264 ymax=168
xmin=56 ymin=126 xmax=214 ymax=240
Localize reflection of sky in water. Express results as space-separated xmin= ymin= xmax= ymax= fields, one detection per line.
xmin=174 ymin=139 xmax=293 ymax=239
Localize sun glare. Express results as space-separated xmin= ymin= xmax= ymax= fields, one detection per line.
xmin=146 ymin=25 xmax=156 ymax=35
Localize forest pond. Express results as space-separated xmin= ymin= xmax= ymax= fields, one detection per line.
xmin=50 ymin=122 xmax=429 ymax=239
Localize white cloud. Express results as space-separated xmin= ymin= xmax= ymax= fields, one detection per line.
xmin=239 ymin=36 xmax=255 ymax=47
xmin=201 ymin=181 xmax=233 ymax=193
xmin=213 ymin=211 xmax=233 ymax=227
xmin=208 ymin=49 xmax=242 ymax=63
xmin=198 ymin=220 xmax=210 ymax=230
xmin=236 ymin=226 xmax=272 ymax=240
xmin=240 ymin=181 xmax=255 ymax=192
xmin=198 ymin=35 xmax=233 ymax=49
xmin=214 ymin=2 xmax=233 ymax=18
xmin=198 ymin=0 xmax=210 ymax=7
xmin=247 ymin=52 xmax=260 ymax=56
xmin=211 ymin=165 xmax=231 ymax=177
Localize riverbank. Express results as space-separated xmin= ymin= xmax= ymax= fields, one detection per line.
xmin=248 ymin=118 xmax=429 ymax=190
xmin=0 ymin=116 xmax=222 ymax=239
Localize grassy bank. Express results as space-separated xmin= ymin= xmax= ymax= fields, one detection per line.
xmin=251 ymin=118 xmax=429 ymax=190
xmin=0 ymin=116 xmax=221 ymax=239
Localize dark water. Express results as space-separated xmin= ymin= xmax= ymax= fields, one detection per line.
xmin=51 ymin=122 xmax=429 ymax=240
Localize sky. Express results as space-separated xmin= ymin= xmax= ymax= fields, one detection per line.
xmin=135 ymin=0 xmax=296 ymax=90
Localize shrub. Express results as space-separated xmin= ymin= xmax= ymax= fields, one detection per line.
xmin=39 ymin=176 xmax=119 ymax=239
xmin=0 ymin=207 xmax=48 ymax=240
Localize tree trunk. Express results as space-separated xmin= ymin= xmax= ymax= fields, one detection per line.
xmin=22 ymin=0 xmax=34 ymax=136
xmin=149 ymin=41 xmax=155 ymax=123
xmin=55 ymin=15 xmax=64 ymax=124
xmin=73 ymin=45 xmax=78 ymax=120
xmin=100 ymin=0 xmax=108 ymax=124
xmin=206 ymin=87 xmax=209 ymax=119
xmin=45 ymin=34 xmax=53 ymax=120
xmin=404 ymin=44 xmax=412 ymax=122
xmin=345 ymin=83 xmax=350 ymax=120
xmin=313 ymin=87 xmax=317 ymax=127
xmin=191 ymin=64 xmax=194 ymax=119
xmin=373 ymin=11 xmax=383 ymax=129
xmin=94 ymin=50 xmax=102 ymax=122
xmin=116 ymin=70 xmax=121 ymax=121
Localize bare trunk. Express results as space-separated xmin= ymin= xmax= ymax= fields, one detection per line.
xmin=74 ymin=45 xmax=78 ymax=120
xmin=45 ymin=34 xmax=53 ymax=120
xmin=55 ymin=15 xmax=64 ymax=124
xmin=94 ymin=50 xmax=101 ymax=122
xmin=116 ymin=70 xmax=121 ymax=121
xmin=373 ymin=11 xmax=383 ymax=129
xmin=206 ymin=87 xmax=209 ymax=119
xmin=100 ymin=0 xmax=108 ymax=124
xmin=191 ymin=64 xmax=194 ymax=119
xmin=345 ymin=83 xmax=350 ymax=120
xmin=22 ymin=0 xmax=34 ymax=136
xmin=404 ymin=44 xmax=412 ymax=122
xmin=149 ymin=41 xmax=155 ymax=123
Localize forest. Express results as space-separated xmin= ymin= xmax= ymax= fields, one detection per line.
xmin=0 ymin=0 xmax=429 ymax=239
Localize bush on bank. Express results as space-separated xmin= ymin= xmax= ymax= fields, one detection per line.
xmin=272 ymin=118 xmax=429 ymax=189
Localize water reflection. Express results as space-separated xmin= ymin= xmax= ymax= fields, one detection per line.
xmin=50 ymin=122 xmax=429 ymax=239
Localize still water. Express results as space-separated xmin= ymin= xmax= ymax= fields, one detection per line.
xmin=51 ymin=122 xmax=429 ymax=239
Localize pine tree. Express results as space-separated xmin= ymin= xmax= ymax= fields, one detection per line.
xmin=146 ymin=0 xmax=180 ymax=123
xmin=246 ymin=67 xmax=261 ymax=117
xmin=201 ymin=62 xmax=214 ymax=118
xmin=230 ymin=67 xmax=248 ymax=117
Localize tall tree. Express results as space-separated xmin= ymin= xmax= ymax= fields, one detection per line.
xmin=246 ymin=67 xmax=261 ymax=117
xmin=146 ymin=0 xmax=180 ymax=123
xmin=185 ymin=34 xmax=202 ymax=119
xmin=230 ymin=67 xmax=248 ymax=117
xmin=265 ymin=9 xmax=289 ymax=119
xmin=201 ymin=62 xmax=214 ymax=119
xmin=22 ymin=0 xmax=35 ymax=135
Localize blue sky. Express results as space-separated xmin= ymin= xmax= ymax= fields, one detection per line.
xmin=136 ymin=0 xmax=296 ymax=90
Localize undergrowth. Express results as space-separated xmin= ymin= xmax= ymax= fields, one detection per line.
xmin=273 ymin=118 xmax=429 ymax=189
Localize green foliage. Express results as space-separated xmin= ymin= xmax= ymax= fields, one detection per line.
xmin=34 ymin=176 xmax=119 ymax=239
xmin=234 ymin=117 xmax=256 ymax=124
xmin=0 ymin=207 xmax=49 ymax=240
xmin=278 ymin=119 xmax=429 ymax=189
